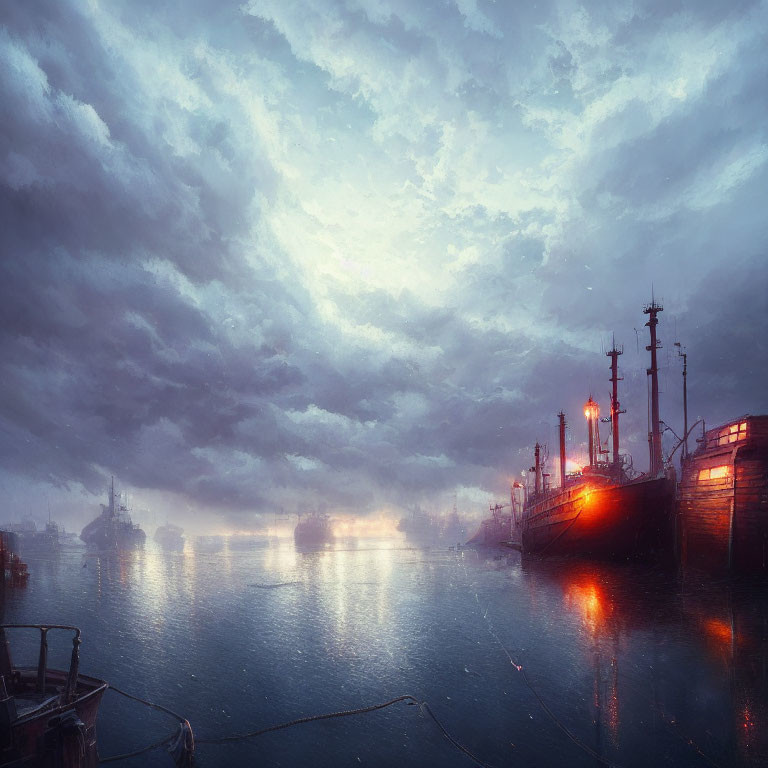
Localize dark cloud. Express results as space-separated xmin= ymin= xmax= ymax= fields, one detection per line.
xmin=1 ymin=0 xmax=766 ymax=525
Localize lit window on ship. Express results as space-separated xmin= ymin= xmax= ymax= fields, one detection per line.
xmin=708 ymin=421 xmax=748 ymax=448
xmin=698 ymin=466 xmax=731 ymax=481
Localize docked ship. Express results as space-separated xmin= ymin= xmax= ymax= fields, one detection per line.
xmin=154 ymin=523 xmax=185 ymax=550
xmin=294 ymin=510 xmax=333 ymax=548
xmin=518 ymin=300 xmax=675 ymax=559
xmin=80 ymin=478 xmax=146 ymax=551
xmin=1 ymin=520 xmax=60 ymax=554
xmin=0 ymin=531 xmax=29 ymax=585
xmin=679 ymin=415 xmax=768 ymax=573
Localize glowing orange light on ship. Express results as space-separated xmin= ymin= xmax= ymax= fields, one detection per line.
xmin=584 ymin=397 xmax=599 ymax=421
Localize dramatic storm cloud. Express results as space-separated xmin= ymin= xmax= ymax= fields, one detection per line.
xmin=1 ymin=0 xmax=766 ymax=525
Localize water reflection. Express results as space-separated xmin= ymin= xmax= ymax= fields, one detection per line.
xmin=518 ymin=555 xmax=768 ymax=767
xmin=2 ymin=540 xmax=767 ymax=766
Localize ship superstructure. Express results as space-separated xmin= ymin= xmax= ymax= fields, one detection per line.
xmin=80 ymin=478 xmax=146 ymax=551
xmin=679 ymin=415 xmax=768 ymax=572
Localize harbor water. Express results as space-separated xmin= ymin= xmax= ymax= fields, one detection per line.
xmin=2 ymin=540 xmax=766 ymax=767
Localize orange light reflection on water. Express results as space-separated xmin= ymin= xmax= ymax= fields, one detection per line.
xmin=565 ymin=578 xmax=609 ymax=635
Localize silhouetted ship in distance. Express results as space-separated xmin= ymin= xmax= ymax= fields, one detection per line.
xmin=399 ymin=502 xmax=469 ymax=546
xmin=294 ymin=510 xmax=333 ymax=548
xmin=80 ymin=478 xmax=146 ymax=551
xmin=194 ymin=535 xmax=224 ymax=553
xmin=1 ymin=519 xmax=61 ymax=553
xmin=467 ymin=486 xmax=523 ymax=546
xmin=154 ymin=523 xmax=185 ymax=550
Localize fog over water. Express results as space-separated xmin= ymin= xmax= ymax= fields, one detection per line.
xmin=1 ymin=0 xmax=767 ymax=526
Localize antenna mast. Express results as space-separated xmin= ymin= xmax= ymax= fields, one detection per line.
xmin=643 ymin=298 xmax=664 ymax=474
xmin=558 ymin=412 xmax=567 ymax=487
xmin=674 ymin=342 xmax=688 ymax=459
xmin=607 ymin=337 xmax=624 ymax=469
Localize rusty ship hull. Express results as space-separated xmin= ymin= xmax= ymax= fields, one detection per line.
xmin=522 ymin=474 xmax=674 ymax=559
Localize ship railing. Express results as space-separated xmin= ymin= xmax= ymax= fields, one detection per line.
xmin=0 ymin=624 xmax=82 ymax=705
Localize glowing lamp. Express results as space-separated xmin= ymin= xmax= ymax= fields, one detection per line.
xmin=584 ymin=397 xmax=599 ymax=421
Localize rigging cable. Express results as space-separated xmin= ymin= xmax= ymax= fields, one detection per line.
xmin=99 ymin=688 xmax=493 ymax=767
xmin=458 ymin=553 xmax=621 ymax=768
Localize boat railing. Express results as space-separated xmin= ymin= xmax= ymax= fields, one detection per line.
xmin=0 ymin=624 xmax=82 ymax=705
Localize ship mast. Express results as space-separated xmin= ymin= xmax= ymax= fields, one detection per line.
xmin=558 ymin=412 xmax=566 ymax=487
xmin=643 ymin=298 xmax=663 ymax=475
xmin=584 ymin=397 xmax=599 ymax=467
xmin=675 ymin=342 xmax=688 ymax=459
xmin=534 ymin=443 xmax=542 ymax=495
xmin=606 ymin=338 xmax=624 ymax=469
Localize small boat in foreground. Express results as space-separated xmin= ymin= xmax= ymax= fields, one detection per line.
xmin=0 ymin=624 xmax=107 ymax=767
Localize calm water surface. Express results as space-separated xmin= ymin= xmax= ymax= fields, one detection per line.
xmin=2 ymin=539 xmax=767 ymax=767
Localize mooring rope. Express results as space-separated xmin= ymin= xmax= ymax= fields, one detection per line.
xmin=99 ymin=688 xmax=493 ymax=767
xmin=99 ymin=734 xmax=175 ymax=764
xmin=459 ymin=552 xmax=622 ymax=768
xmin=196 ymin=694 xmax=419 ymax=744
xmin=198 ymin=693 xmax=493 ymax=767
xmin=106 ymin=684 xmax=189 ymax=723
xmin=99 ymin=685 xmax=191 ymax=765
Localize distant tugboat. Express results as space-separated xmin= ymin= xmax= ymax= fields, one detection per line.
xmin=154 ymin=523 xmax=185 ymax=550
xmin=679 ymin=415 xmax=768 ymax=572
xmin=80 ymin=478 xmax=145 ymax=551
xmin=294 ymin=511 xmax=333 ymax=548
xmin=518 ymin=300 xmax=675 ymax=559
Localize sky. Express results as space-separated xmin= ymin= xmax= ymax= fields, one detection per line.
xmin=1 ymin=0 xmax=766 ymax=529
